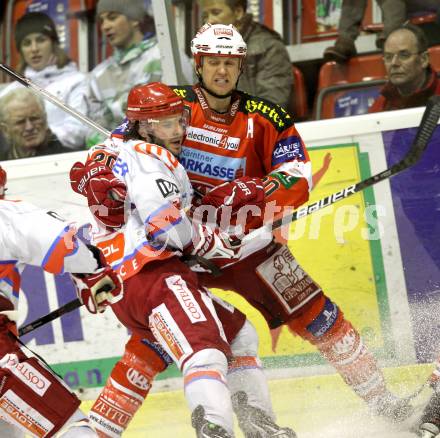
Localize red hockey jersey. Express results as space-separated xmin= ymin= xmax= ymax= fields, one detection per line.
xmin=173 ymin=84 xmax=313 ymax=210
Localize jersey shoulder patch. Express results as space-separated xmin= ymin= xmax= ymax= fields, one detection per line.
xmin=172 ymin=85 xmax=196 ymax=102
xmin=133 ymin=142 xmax=179 ymax=172
xmin=239 ymin=91 xmax=294 ymax=132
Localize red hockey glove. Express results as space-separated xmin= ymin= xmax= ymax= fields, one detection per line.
xmin=70 ymin=161 xmax=127 ymax=229
xmin=0 ymin=294 xmax=25 ymax=358
xmin=185 ymin=224 xmax=243 ymax=270
xmin=71 ymin=266 xmax=124 ymax=314
xmin=199 ymin=177 xmax=265 ymax=236
xmin=0 ymin=314 xmax=23 ymax=358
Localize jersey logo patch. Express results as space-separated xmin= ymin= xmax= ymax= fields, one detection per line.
xmin=156 ymin=179 xmax=180 ymax=198
xmin=3 ymin=354 xmax=51 ymax=396
xmin=180 ymin=147 xmax=246 ymax=181
xmin=186 ymin=126 xmax=240 ymax=151
xmin=306 ymin=298 xmax=339 ymax=338
xmin=165 ymin=275 xmax=207 ymax=324
xmin=272 ymin=136 xmax=305 ymax=166
xmin=112 ymin=118 xmax=130 ymax=136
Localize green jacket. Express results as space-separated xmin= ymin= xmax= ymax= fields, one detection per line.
xmin=87 ymin=36 xmax=193 ymax=143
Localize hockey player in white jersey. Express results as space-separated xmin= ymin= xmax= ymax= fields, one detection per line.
xmin=0 ymin=165 xmax=123 ymax=438
xmin=72 ymin=82 xmax=241 ymax=437
xmin=69 ymin=82 xmax=296 ymax=437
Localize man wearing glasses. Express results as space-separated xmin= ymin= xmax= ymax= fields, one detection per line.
xmin=369 ymin=23 xmax=440 ymax=113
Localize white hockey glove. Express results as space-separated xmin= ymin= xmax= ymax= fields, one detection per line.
xmin=184 ymin=224 xmax=243 ymax=271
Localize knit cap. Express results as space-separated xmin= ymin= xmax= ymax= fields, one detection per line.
xmin=96 ymin=0 xmax=146 ymax=21
xmin=15 ymin=12 xmax=59 ymax=49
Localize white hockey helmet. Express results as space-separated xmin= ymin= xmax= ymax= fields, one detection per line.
xmin=191 ymin=23 xmax=247 ymax=68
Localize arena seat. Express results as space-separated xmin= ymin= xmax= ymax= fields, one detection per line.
xmin=314 ymin=53 xmax=386 ymax=119
xmin=318 ymin=83 xmax=384 ymax=119
xmin=291 ymin=65 xmax=309 ymax=119
xmin=318 ymin=53 xmax=386 ymax=89
xmin=429 ymin=44 xmax=440 ymax=71
xmin=362 ymin=12 xmax=438 ymax=34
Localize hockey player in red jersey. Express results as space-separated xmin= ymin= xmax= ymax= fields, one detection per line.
xmin=175 ymin=22 xmax=413 ymax=421
xmin=0 ymin=166 xmax=123 ymax=437
xmin=70 ymin=82 xmax=296 ymax=438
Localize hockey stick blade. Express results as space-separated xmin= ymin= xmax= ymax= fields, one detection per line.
xmin=0 ymin=63 xmax=110 ymax=138
xmin=18 ymin=298 xmax=82 ymax=337
xmin=272 ymin=96 xmax=440 ymax=231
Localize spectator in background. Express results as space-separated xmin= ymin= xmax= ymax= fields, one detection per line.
xmin=324 ymin=0 xmax=440 ymax=64
xmin=0 ymin=12 xmax=89 ymax=150
xmin=0 ymin=88 xmax=69 ymax=160
xmin=87 ymin=0 xmax=193 ymax=143
xmin=199 ymin=0 xmax=294 ymax=111
xmin=369 ymin=23 xmax=440 ymax=112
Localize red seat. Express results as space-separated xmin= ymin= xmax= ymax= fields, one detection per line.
xmin=429 ymin=45 xmax=440 ymax=72
xmin=318 ymin=53 xmax=386 ymax=89
xmin=363 ymin=12 xmax=438 ymax=33
xmin=291 ymin=65 xmax=308 ymax=119
xmin=317 ymin=84 xmax=384 ymax=119
xmin=314 ymin=53 xmax=387 ymax=119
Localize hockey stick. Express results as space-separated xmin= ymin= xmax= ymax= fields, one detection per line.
xmin=18 ymin=298 xmax=82 ymax=337
xmin=404 ymin=379 xmax=430 ymax=403
xmin=18 ymin=281 xmax=116 ymax=336
xmin=402 ymin=359 xmax=440 ymax=404
xmin=0 ymin=63 xmax=111 ymax=138
xmin=192 ymin=96 xmax=436 ymax=271
xmin=269 ymin=95 xmax=440 ymax=232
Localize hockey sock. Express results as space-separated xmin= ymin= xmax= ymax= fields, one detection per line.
xmin=227 ymin=320 xmax=274 ymax=417
xmin=288 ymin=294 xmax=388 ymax=403
xmin=57 ymin=413 xmax=97 ymax=438
xmin=89 ymin=336 xmax=167 ymax=437
xmin=227 ymin=356 xmax=274 ymax=417
xmin=183 ymin=349 xmax=233 ymax=435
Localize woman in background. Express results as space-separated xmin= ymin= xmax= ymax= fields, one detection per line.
xmin=1 ymin=12 xmax=89 ymax=150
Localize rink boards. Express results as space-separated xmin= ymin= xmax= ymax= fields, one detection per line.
xmin=3 ymin=106 xmax=439 ymax=397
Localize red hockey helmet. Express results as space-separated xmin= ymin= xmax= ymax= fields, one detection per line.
xmin=0 ymin=166 xmax=6 ymax=199
xmin=126 ymin=82 xmax=184 ymax=122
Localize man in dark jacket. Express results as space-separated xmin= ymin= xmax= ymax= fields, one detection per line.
xmin=369 ymin=23 xmax=440 ymax=113
xmin=0 ymin=88 xmax=69 ymax=160
xmin=200 ymin=0 xmax=294 ymax=111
